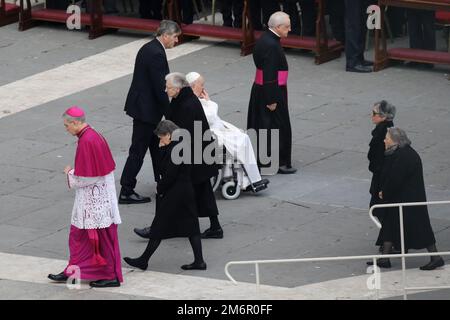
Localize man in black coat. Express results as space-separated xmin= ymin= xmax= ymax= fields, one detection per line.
xmin=220 ymin=0 xmax=244 ymax=28
xmin=344 ymin=0 xmax=373 ymax=73
xmin=247 ymin=11 xmax=296 ymax=175
xmin=139 ymin=0 xmax=163 ymax=20
xmin=165 ymin=73 xmax=224 ymax=239
xmin=249 ymin=0 xmax=280 ymax=30
xmin=119 ymin=20 xmax=181 ymax=205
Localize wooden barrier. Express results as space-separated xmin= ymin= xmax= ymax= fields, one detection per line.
xmin=0 ymin=0 xmax=20 ymax=27
xmin=17 ymin=0 xmax=343 ymax=63
xmin=374 ymin=0 xmax=450 ymax=71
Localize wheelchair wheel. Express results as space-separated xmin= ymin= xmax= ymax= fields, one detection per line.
xmin=222 ymin=181 xmax=240 ymax=200
xmin=211 ymin=169 xmax=222 ymax=192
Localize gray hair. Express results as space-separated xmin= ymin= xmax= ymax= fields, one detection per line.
xmin=268 ymin=11 xmax=290 ymax=29
xmin=374 ymin=100 xmax=396 ymax=121
xmin=62 ymin=112 xmax=85 ymax=123
xmin=154 ymin=120 xmax=179 ymax=136
xmin=165 ymin=72 xmax=189 ymax=89
xmin=156 ymin=20 xmax=181 ymax=37
xmin=387 ymin=127 xmax=411 ymax=148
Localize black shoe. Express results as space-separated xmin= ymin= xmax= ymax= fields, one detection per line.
xmin=181 ymin=262 xmax=207 ymax=270
xmin=119 ymin=192 xmax=151 ymax=204
xmin=361 ymin=60 xmax=374 ymax=67
xmin=366 ymin=258 xmax=392 ymax=268
xmin=48 ymin=272 xmax=68 ymax=282
xmin=278 ymin=166 xmax=297 ymax=174
xmin=245 ymin=179 xmax=270 ymax=192
xmin=420 ymin=258 xmax=445 ymax=271
xmin=123 ymin=257 xmax=148 ymax=271
xmin=89 ymin=278 xmax=121 ymax=288
xmin=134 ymin=226 xmax=152 ymax=239
xmin=201 ymin=228 xmax=223 ymax=239
xmin=346 ymin=64 xmax=372 ymax=73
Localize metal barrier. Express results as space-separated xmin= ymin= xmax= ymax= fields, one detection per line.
xmin=224 ymin=200 xmax=450 ymax=300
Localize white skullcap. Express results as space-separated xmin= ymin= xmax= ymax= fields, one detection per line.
xmin=186 ymin=72 xmax=201 ymax=84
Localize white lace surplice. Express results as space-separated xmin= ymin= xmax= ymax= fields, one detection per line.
xmin=67 ymin=169 xmax=121 ymax=229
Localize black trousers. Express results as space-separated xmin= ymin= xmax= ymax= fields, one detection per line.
xmin=120 ymin=119 xmax=161 ymax=195
xmin=220 ymin=0 xmax=244 ymax=28
xmin=327 ymin=0 xmax=345 ymax=42
xmin=344 ymin=0 xmax=370 ymax=68
xmin=249 ymin=0 xmax=280 ymax=30
xmin=283 ymin=0 xmax=316 ymax=36
xmin=139 ymin=0 xmax=163 ymax=20
xmin=178 ymin=0 xmax=194 ymax=24
xmin=46 ymin=0 xmax=70 ymax=9
xmin=407 ymin=9 xmax=436 ymax=50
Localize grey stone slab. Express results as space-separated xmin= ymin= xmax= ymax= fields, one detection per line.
xmin=0 ymin=138 xmax=65 ymax=165
xmin=0 ymin=279 xmax=154 ymax=300
xmin=295 ymin=177 xmax=370 ymax=210
xmin=5 ymin=199 xmax=73 ymax=231
xmin=14 ymin=172 xmax=70 ymax=199
xmin=300 ymin=150 xmax=369 ymax=180
xmin=0 ymin=224 xmax=54 ymax=251
xmin=0 ymin=194 xmax=53 ymax=224
xmin=0 ymin=164 xmax=56 ymax=196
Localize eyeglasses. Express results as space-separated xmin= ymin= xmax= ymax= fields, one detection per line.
xmin=372 ymin=111 xmax=382 ymax=116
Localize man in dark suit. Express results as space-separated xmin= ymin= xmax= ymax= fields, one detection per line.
xmin=119 ymin=20 xmax=181 ymax=205
xmin=344 ymin=0 xmax=373 ymax=73
xmin=139 ymin=0 xmax=163 ymax=20
xmin=249 ymin=0 xmax=280 ymax=30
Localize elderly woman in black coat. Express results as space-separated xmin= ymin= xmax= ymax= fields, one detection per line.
xmin=368 ymin=127 xmax=444 ymax=270
xmin=368 ymin=101 xmax=395 ymax=252
xmin=124 ymin=120 xmax=207 ymax=271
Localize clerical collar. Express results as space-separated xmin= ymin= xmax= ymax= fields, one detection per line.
xmin=269 ymin=28 xmax=281 ymax=38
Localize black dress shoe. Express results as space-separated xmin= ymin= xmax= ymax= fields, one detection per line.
xmin=366 ymin=258 xmax=392 ymax=268
xmin=346 ymin=64 xmax=372 ymax=73
xmin=48 ymin=272 xmax=68 ymax=282
xmin=123 ymin=257 xmax=148 ymax=271
xmin=89 ymin=278 xmax=121 ymax=288
xmin=181 ymin=262 xmax=207 ymax=270
xmin=420 ymin=258 xmax=444 ymax=271
xmin=134 ymin=226 xmax=152 ymax=239
xmin=201 ymin=228 xmax=223 ymax=239
xmin=361 ymin=60 xmax=374 ymax=67
xmin=278 ymin=166 xmax=297 ymax=174
xmin=119 ymin=192 xmax=151 ymax=204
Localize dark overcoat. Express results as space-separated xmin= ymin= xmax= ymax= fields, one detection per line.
xmin=368 ymin=120 xmax=393 ymax=218
xmin=376 ymin=145 xmax=436 ymax=250
xmin=149 ymin=141 xmax=200 ymax=240
xmin=247 ymin=30 xmax=293 ymax=167
xmin=166 ymin=87 xmax=219 ymax=218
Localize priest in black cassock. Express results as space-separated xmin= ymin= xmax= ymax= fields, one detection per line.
xmin=247 ymin=11 xmax=297 ymax=175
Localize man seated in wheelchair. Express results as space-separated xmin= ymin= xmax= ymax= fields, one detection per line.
xmin=186 ymin=72 xmax=269 ymax=194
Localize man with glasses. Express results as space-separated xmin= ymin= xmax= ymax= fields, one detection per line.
xmin=247 ymin=11 xmax=297 ymax=175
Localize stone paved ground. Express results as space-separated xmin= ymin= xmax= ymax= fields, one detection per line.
xmin=0 ymin=14 xmax=449 ymax=299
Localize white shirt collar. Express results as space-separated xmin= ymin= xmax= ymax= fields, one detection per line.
xmin=269 ymin=28 xmax=281 ymax=38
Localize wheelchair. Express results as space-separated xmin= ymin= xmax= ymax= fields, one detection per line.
xmin=210 ymin=149 xmax=269 ymax=200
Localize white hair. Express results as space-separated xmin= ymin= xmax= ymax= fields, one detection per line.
xmin=268 ymin=11 xmax=290 ymax=29
xmin=165 ymin=72 xmax=189 ymax=89
xmin=186 ymin=72 xmax=201 ymax=85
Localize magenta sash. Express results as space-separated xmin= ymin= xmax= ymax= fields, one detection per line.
xmin=254 ymin=69 xmax=288 ymax=86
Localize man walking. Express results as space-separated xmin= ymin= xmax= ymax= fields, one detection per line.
xmin=119 ymin=20 xmax=181 ymax=205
